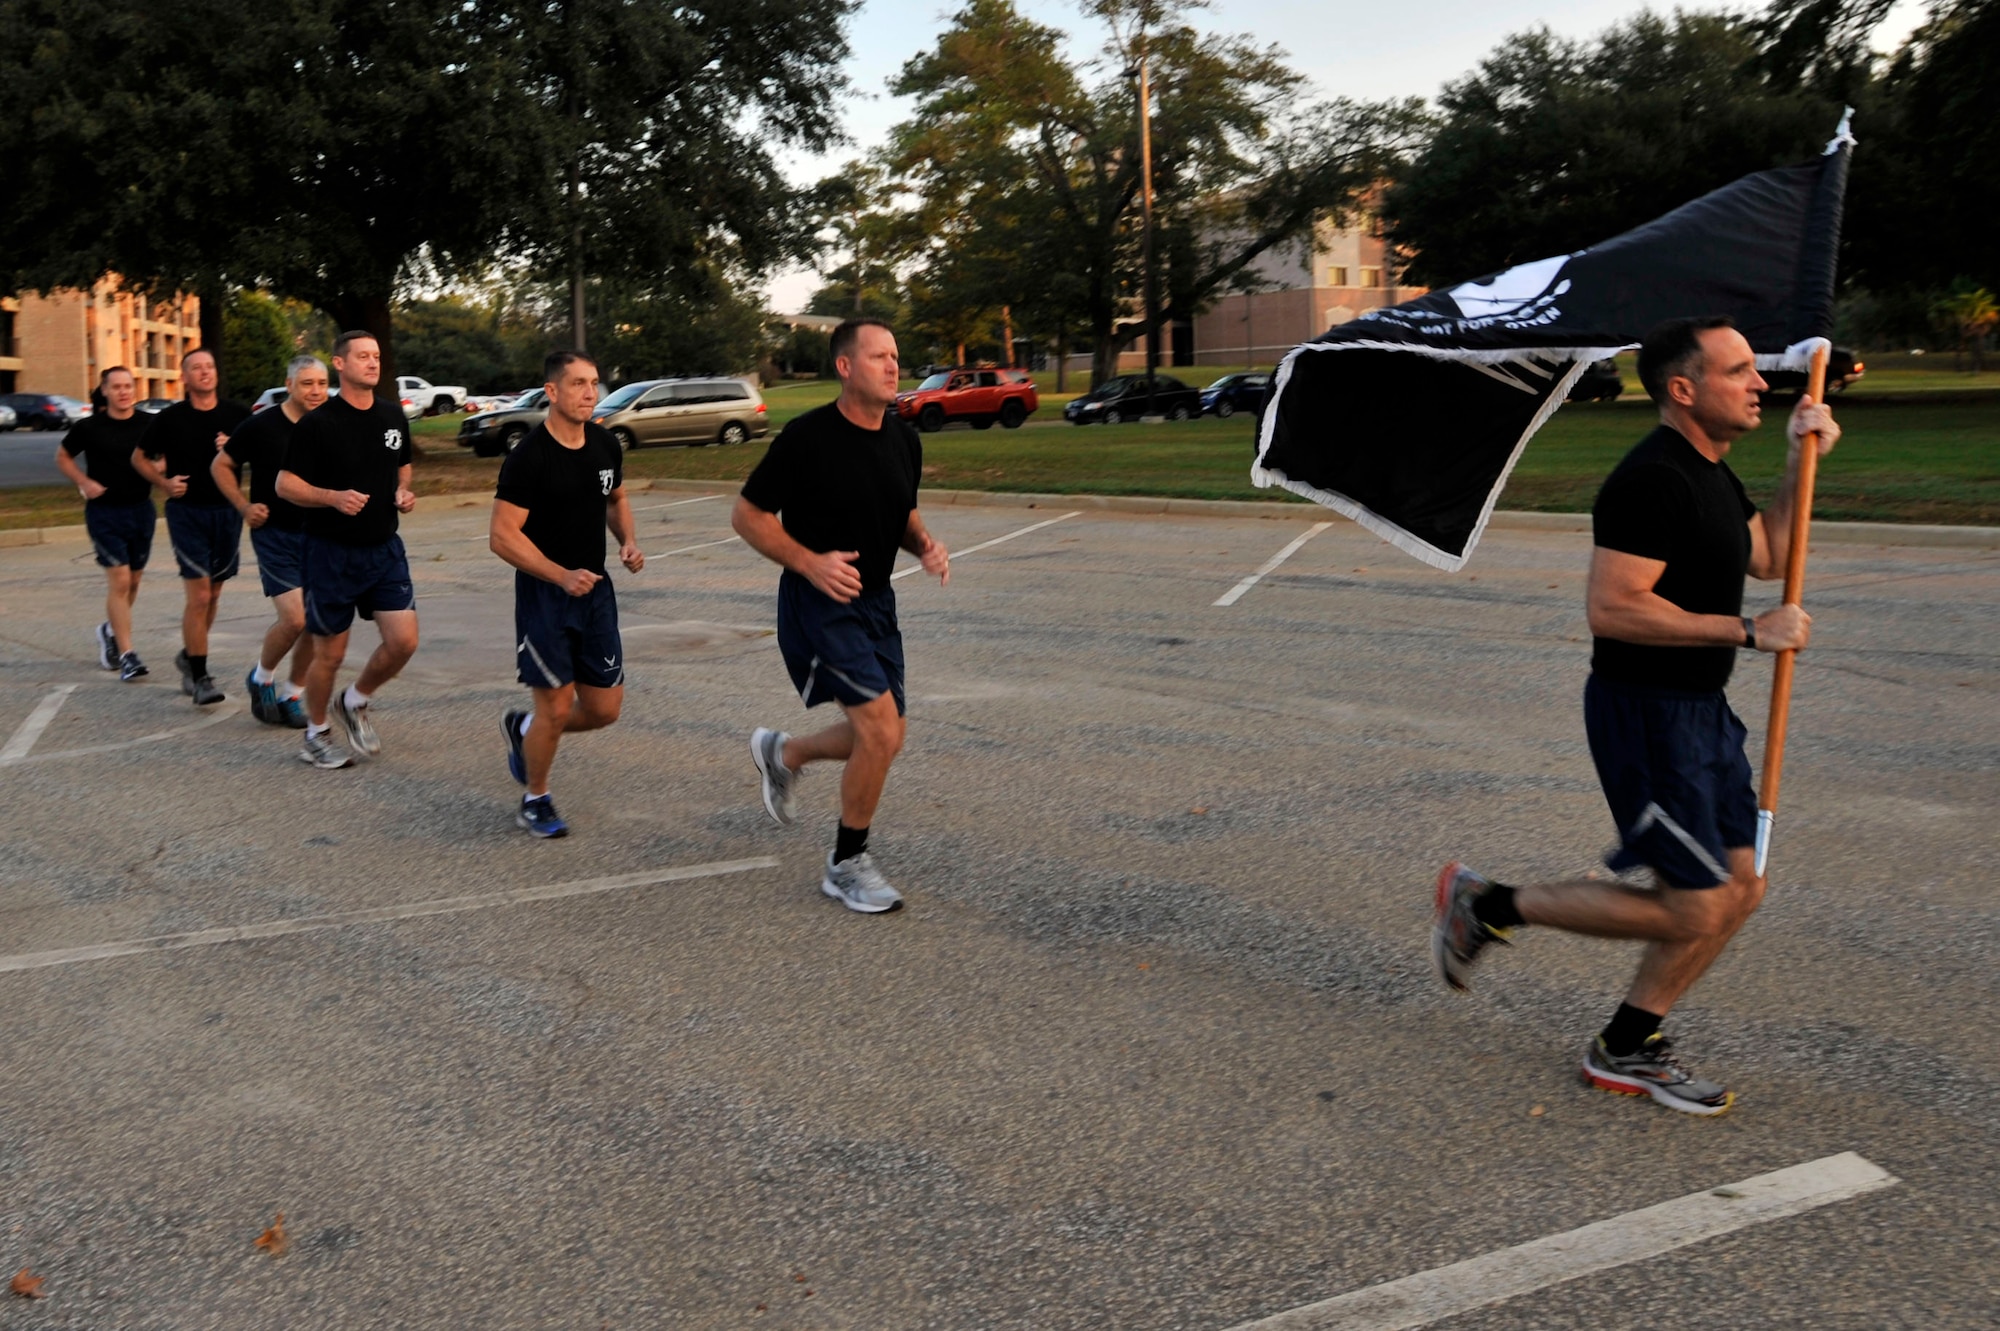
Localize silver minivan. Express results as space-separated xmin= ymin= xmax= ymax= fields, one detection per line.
xmin=591 ymin=377 xmax=769 ymax=450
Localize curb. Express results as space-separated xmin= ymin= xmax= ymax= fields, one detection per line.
xmin=5 ymin=481 xmax=1995 ymax=553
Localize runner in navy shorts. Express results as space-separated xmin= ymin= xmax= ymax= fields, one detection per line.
xmin=734 ymin=318 xmax=950 ymax=914
xmin=490 ymin=350 xmax=644 ymax=838
xmin=56 ymin=365 xmax=156 ymax=680
xmin=253 ymin=527 xmax=306 ymax=598
xmin=164 ymin=502 xmax=243 ymax=583
xmin=86 ymin=501 xmax=156 ymax=572
xmin=1430 ymin=317 xmax=1841 ymax=1115
xmin=302 ymin=533 xmax=415 ymax=636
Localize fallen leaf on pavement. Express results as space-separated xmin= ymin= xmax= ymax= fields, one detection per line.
xmin=254 ymin=1214 xmax=289 ymax=1257
xmin=1529 ymin=1105 xmax=1547 ymax=1117
xmin=11 ymin=1268 xmax=46 ymax=1299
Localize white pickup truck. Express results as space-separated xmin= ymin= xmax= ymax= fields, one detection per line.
xmin=395 ymin=375 xmax=467 ymax=417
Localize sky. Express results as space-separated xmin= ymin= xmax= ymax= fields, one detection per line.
xmin=761 ymin=0 xmax=1928 ymax=312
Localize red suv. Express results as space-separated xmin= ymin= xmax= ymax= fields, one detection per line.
xmin=894 ymin=368 xmax=1039 ymax=432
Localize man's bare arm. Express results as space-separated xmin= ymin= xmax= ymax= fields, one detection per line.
xmin=1587 ymin=547 xmax=1809 ymax=652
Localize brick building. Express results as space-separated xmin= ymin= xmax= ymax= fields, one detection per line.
xmin=0 ymin=279 xmax=202 ymax=399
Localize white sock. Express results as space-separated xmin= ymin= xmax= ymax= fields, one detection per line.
xmin=306 ymin=722 xmax=330 ymax=739
xmin=282 ymin=682 xmax=305 ymax=700
xmin=524 ymin=790 xmax=549 ymax=802
xmin=251 ymin=663 xmax=276 ymax=685
xmin=519 ymin=713 xmax=532 ymax=738
xmin=343 ymin=684 xmax=371 ymax=711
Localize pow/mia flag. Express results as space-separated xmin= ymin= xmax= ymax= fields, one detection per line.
xmin=1252 ymin=115 xmax=1855 ymax=571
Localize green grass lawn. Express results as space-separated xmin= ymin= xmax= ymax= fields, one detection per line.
xmin=8 ymin=376 xmax=1994 ymax=532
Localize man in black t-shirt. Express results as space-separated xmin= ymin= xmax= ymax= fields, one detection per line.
xmin=1433 ymin=317 xmax=1840 ymax=1115
xmin=733 ymin=318 xmax=949 ymax=913
xmin=276 ymin=330 xmax=419 ymax=770
xmin=213 ymin=354 xmax=330 ymax=728
xmin=130 ymin=347 xmax=251 ymax=705
xmin=55 ymin=366 xmax=156 ymax=681
xmin=489 ymin=350 xmax=644 ymax=838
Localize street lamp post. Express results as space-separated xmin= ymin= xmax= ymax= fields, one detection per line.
xmin=1134 ymin=47 xmax=1158 ymax=417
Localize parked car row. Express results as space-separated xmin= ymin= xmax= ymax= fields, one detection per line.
xmin=0 ymin=392 xmax=91 ymax=430
xmin=456 ymin=378 xmax=770 ymax=456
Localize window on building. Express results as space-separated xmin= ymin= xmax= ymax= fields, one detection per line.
xmin=0 ymin=310 xmax=13 ymax=357
xmin=1327 ymin=266 xmax=1348 ymax=287
xmin=1360 ymin=267 xmax=1381 ymax=288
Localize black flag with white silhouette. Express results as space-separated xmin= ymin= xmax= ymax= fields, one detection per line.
xmin=1251 ymin=114 xmax=1854 ymax=571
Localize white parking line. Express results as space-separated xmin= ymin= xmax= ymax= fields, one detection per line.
xmin=0 ymin=856 xmax=781 ymax=975
xmin=1226 ymin=1152 xmax=1895 ymax=1331
xmin=632 ymin=494 xmax=726 ymax=513
xmin=892 ymin=511 xmax=1081 ymax=581
xmin=0 ymin=684 xmax=79 ymax=761
xmin=0 ymin=705 xmax=241 ymax=768
xmin=1213 ymin=522 xmax=1334 ymax=606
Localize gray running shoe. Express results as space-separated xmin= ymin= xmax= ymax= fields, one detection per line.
xmin=820 ymin=851 xmax=903 ymax=914
xmin=190 ymin=673 xmax=224 ymax=706
xmin=173 ymin=649 xmax=196 ymax=697
xmin=750 ymin=727 xmax=798 ymax=824
xmin=299 ymin=729 xmax=353 ymax=769
xmin=335 ymin=691 xmax=380 ymax=756
xmin=95 ymin=621 xmax=117 ymax=670
xmin=1432 ymin=861 xmax=1510 ymax=992
xmin=119 ymin=650 xmax=148 ymax=682
xmin=1583 ymin=1034 xmax=1734 ymax=1116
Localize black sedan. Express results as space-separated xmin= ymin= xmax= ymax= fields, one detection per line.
xmin=1063 ymin=373 xmax=1202 ymax=424
xmin=0 ymin=392 xmax=91 ymax=430
xmin=1200 ymin=372 xmax=1272 ymax=418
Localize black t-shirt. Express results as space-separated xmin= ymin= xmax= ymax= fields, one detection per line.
xmin=139 ymin=398 xmax=251 ymax=507
xmin=61 ymin=410 xmax=154 ymax=507
xmin=740 ymin=402 xmax=922 ymax=591
xmin=1591 ymin=425 xmax=1758 ymax=692
xmin=222 ymin=407 xmax=310 ymax=533
xmin=281 ymin=394 xmax=413 ymax=546
xmin=494 ymin=422 xmax=623 ymax=576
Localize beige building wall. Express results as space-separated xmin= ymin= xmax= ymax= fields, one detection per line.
xmin=2 ymin=279 xmax=201 ymax=400
xmin=1191 ymin=217 xmax=1422 ymax=369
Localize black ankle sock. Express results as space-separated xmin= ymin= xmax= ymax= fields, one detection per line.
xmin=1471 ymin=882 xmax=1525 ymax=930
xmin=834 ymin=822 xmax=869 ymax=864
xmin=187 ymin=653 xmax=207 ymax=678
xmin=1600 ymin=1002 xmax=1663 ymax=1058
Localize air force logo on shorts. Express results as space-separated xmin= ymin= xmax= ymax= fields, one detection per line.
xmin=384 ymin=428 xmax=404 ymax=451
xmin=599 ymin=469 xmax=614 ymax=495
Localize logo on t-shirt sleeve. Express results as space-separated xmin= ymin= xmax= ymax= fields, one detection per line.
xmin=599 ymin=469 xmax=614 ymax=495
xmin=384 ymin=429 xmax=403 ymax=451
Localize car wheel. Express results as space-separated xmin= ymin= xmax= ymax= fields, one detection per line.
xmin=500 ymin=424 xmax=528 ymax=453
xmin=718 ymin=421 xmax=748 ymax=446
xmin=999 ymin=400 xmax=1026 ymax=429
xmin=1214 ymin=400 xmax=1234 ymax=419
xmin=918 ymin=404 xmax=946 ymax=433
xmin=972 ymin=415 xmax=995 ymax=430
xmin=612 ymin=427 xmax=636 ymax=452
xmin=1168 ymin=404 xmax=1191 ymax=421
xmin=1104 ymin=408 xmax=1123 ymax=425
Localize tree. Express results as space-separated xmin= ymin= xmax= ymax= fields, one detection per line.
xmin=885 ymin=0 xmax=1423 ymax=385
xmin=591 ymin=269 xmax=775 ymax=383
xmin=1381 ymin=11 xmax=1844 ymax=288
xmin=1931 ymin=281 xmax=1997 ymax=369
xmin=221 ymin=292 xmax=295 ymax=397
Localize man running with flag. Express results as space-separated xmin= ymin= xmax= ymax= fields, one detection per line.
xmin=1432 ymin=316 xmax=1838 ymax=1115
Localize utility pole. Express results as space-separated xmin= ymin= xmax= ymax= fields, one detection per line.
xmin=1001 ymin=305 xmax=1014 ymax=366
xmin=1136 ymin=42 xmax=1159 ymax=417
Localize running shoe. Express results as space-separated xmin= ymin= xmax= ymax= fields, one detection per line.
xmin=119 ymin=650 xmax=149 ymax=682
xmin=336 ymin=691 xmax=380 ymax=756
xmin=503 ymin=709 xmax=528 ymax=786
xmin=517 ymin=794 xmax=568 ymax=838
xmin=750 ymin=727 xmax=797 ymax=824
xmin=274 ymin=694 xmax=309 ymax=729
xmin=1432 ymin=861 xmax=1510 ymax=992
xmin=1583 ymin=1033 xmax=1734 ymax=1116
xmin=820 ymin=851 xmax=903 ymax=914
xmin=245 ymin=668 xmax=277 ymax=723
xmin=95 ymin=621 xmax=117 ymax=671
xmin=173 ymin=649 xmax=195 ymax=697
xmin=191 ymin=673 xmax=224 ymax=706
xmin=299 ymin=729 xmax=353 ymax=769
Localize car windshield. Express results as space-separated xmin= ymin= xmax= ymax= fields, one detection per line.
xmin=1203 ymin=376 xmax=1240 ymax=391
xmin=596 ymin=383 xmax=649 ymax=412
xmin=514 ymin=388 xmax=546 ymax=408
xmin=917 ymin=373 xmax=950 ymax=391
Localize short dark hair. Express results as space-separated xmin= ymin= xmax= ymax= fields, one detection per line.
xmin=544 ymin=348 xmax=598 ymax=383
xmin=1637 ymin=316 xmax=1734 ymax=404
xmin=332 ymin=329 xmax=377 ymax=359
xmin=99 ymin=365 xmax=134 ymax=385
xmin=181 ymin=346 xmax=216 ymax=369
xmin=829 ymin=317 xmax=894 ymax=367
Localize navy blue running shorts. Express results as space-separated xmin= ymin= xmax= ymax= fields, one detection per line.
xmin=251 ymin=526 xmax=307 ymax=598
xmin=1584 ymin=673 xmax=1756 ymax=889
xmin=776 ymin=571 xmax=906 ymax=716
xmin=303 ymin=534 xmax=415 ymax=637
xmin=165 ymin=502 xmax=242 ymax=582
xmin=515 ymin=573 xmax=623 ymax=690
xmin=85 ymin=500 xmax=155 ymax=570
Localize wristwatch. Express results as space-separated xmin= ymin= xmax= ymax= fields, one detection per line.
xmin=1741 ymin=616 xmax=1757 ymax=650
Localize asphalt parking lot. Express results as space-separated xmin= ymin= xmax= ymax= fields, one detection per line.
xmin=0 ymin=492 xmax=1994 ymax=1328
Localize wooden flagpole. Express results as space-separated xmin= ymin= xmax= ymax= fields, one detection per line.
xmin=1754 ymin=341 xmax=1831 ymax=876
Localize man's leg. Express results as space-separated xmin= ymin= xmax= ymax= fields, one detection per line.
xmin=180 ymin=576 xmax=214 ymax=659
xmin=261 ymin=589 xmax=310 ymax=677
xmin=105 ymin=566 xmax=138 ymax=654
xmin=304 ymin=630 xmax=350 ymax=728
xmin=833 ymin=692 xmax=904 ymax=832
xmin=353 ymin=609 xmax=418 ymax=695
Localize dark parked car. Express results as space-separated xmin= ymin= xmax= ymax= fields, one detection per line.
xmin=1200 ymin=371 xmax=1272 ymax=418
xmin=1761 ymin=347 xmax=1863 ymax=399
xmin=1567 ymin=359 xmax=1625 ymax=402
xmin=1063 ymin=373 xmax=1202 ymax=424
xmin=457 ymin=387 xmax=550 ymax=457
xmin=0 ymin=392 xmax=91 ymax=430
